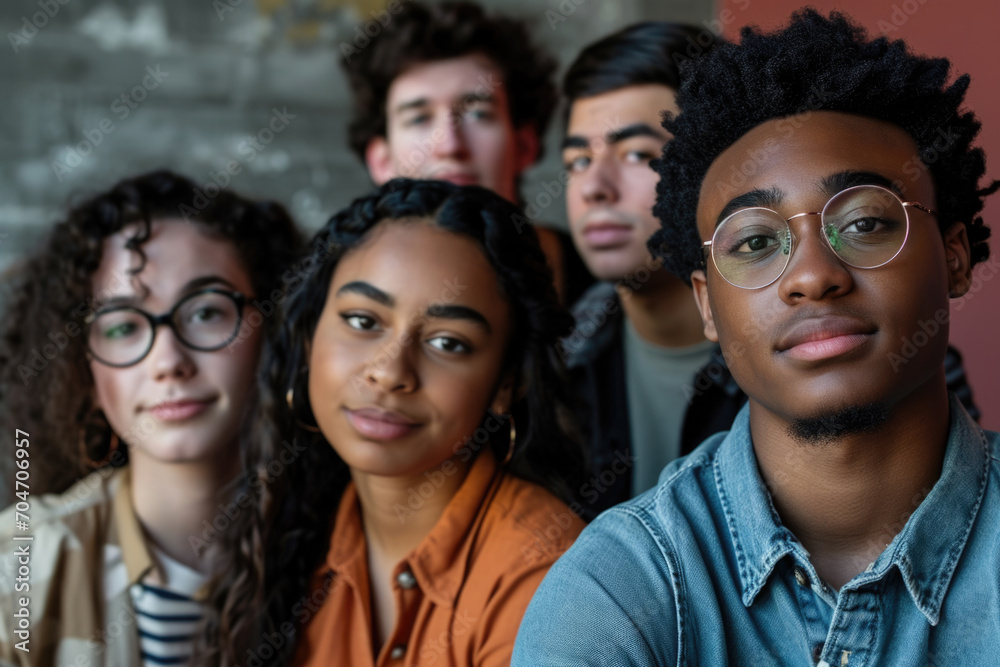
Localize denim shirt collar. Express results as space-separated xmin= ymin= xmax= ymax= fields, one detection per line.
xmin=716 ymin=394 xmax=990 ymax=624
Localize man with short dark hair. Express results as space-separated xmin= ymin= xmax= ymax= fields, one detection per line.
xmin=341 ymin=0 xmax=592 ymax=304
xmin=558 ymin=23 xmax=744 ymax=516
xmin=515 ymin=11 xmax=998 ymax=665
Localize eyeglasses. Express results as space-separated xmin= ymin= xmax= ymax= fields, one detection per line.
xmin=85 ymin=289 xmax=249 ymax=367
xmin=702 ymin=184 xmax=935 ymax=289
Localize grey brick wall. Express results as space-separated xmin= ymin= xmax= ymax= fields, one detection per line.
xmin=1 ymin=0 xmax=712 ymax=275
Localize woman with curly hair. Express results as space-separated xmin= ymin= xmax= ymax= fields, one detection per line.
xmin=0 ymin=170 xmax=302 ymax=665
xmin=197 ymin=178 xmax=588 ymax=667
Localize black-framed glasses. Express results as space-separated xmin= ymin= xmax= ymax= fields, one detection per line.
xmin=702 ymin=184 xmax=935 ymax=289
xmin=85 ymin=289 xmax=249 ymax=367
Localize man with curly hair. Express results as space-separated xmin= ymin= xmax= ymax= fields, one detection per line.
xmin=514 ymin=10 xmax=999 ymax=665
xmin=340 ymin=0 xmax=592 ymax=304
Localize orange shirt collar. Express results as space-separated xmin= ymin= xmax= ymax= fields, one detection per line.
xmin=324 ymin=451 xmax=501 ymax=607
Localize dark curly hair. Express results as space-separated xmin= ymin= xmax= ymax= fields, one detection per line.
xmin=0 ymin=170 xmax=302 ymax=501
xmin=341 ymin=0 xmax=558 ymax=163
xmin=562 ymin=21 xmax=722 ymax=125
xmin=649 ymin=9 xmax=996 ymax=285
xmin=196 ymin=178 xmax=588 ymax=666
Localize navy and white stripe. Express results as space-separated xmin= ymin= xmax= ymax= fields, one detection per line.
xmin=130 ymin=549 xmax=206 ymax=666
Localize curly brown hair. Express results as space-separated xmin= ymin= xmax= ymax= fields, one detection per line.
xmin=0 ymin=169 xmax=302 ymax=501
xmin=340 ymin=0 xmax=558 ymax=164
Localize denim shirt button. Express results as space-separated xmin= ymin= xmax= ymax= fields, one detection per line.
xmin=812 ymin=643 xmax=824 ymax=662
xmin=793 ymin=566 xmax=809 ymax=587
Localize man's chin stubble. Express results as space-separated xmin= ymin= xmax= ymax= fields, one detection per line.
xmin=788 ymin=402 xmax=891 ymax=444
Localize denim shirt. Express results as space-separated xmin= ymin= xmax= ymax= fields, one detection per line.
xmin=513 ymin=395 xmax=999 ymax=666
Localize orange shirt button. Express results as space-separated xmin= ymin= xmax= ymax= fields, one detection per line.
xmin=390 ymin=644 xmax=407 ymax=660
xmin=396 ymin=570 xmax=417 ymax=589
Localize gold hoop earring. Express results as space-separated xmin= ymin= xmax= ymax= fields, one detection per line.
xmin=286 ymin=385 xmax=322 ymax=433
xmin=80 ymin=431 xmax=120 ymax=469
xmin=502 ymin=414 xmax=516 ymax=466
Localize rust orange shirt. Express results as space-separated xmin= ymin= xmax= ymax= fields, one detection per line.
xmin=294 ymin=451 xmax=585 ymax=667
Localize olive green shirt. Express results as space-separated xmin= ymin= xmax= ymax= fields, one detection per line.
xmin=622 ymin=319 xmax=716 ymax=494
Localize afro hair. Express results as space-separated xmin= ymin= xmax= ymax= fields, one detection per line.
xmin=650 ymin=9 xmax=997 ymax=285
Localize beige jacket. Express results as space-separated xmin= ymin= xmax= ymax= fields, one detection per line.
xmin=0 ymin=467 xmax=150 ymax=666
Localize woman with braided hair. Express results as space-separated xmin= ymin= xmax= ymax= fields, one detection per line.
xmin=197 ymin=178 xmax=588 ymax=667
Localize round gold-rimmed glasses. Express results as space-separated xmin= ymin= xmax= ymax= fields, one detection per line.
xmin=702 ymin=184 xmax=935 ymax=289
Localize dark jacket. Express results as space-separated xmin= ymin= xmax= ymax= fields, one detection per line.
xmin=563 ymin=282 xmax=981 ymax=520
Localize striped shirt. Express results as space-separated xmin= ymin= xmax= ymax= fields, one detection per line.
xmin=0 ymin=467 xmax=206 ymax=666
xmin=132 ymin=546 xmax=206 ymax=666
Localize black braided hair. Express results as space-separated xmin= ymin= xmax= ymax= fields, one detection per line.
xmin=198 ymin=178 xmax=587 ymax=666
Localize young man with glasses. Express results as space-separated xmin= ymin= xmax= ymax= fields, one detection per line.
xmin=559 ymin=21 xmax=979 ymax=518
xmin=514 ymin=10 xmax=999 ymax=665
